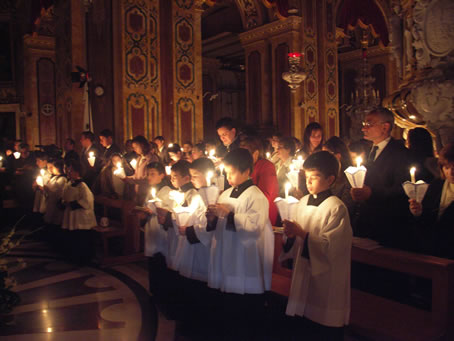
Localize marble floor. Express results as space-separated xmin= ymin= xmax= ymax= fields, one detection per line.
xmin=1 ymin=227 xmax=365 ymax=341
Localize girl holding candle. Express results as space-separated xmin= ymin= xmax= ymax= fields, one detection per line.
xmin=276 ymin=136 xmax=296 ymax=199
xmin=299 ymin=122 xmax=324 ymax=158
xmin=409 ymin=144 xmax=454 ymax=258
xmin=123 ymin=135 xmax=157 ymax=204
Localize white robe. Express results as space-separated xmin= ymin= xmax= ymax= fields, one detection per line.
xmin=144 ymin=185 xmax=173 ymax=257
xmin=282 ymin=195 xmax=352 ymax=327
xmin=61 ymin=181 xmax=97 ymax=230
xmin=173 ymin=191 xmax=211 ymax=282
xmin=208 ymin=184 xmax=274 ymax=294
xmin=43 ymin=175 xmax=68 ymax=225
xmin=166 ymin=188 xmax=199 ymax=271
xmin=33 ymin=169 xmax=52 ymax=214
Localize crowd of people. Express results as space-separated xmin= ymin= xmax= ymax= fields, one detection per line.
xmin=0 ymin=107 xmax=453 ymax=340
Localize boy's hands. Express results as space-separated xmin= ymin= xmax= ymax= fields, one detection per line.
xmin=207 ymin=204 xmax=230 ymax=218
xmin=156 ymin=207 xmax=169 ymax=225
xmin=178 ymin=225 xmax=188 ymax=236
xmin=283 ymin=219 xmax=307 ymax=239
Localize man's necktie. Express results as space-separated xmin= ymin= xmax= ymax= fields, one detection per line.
xmin=368 ymin=145 xmax=378 ymax=163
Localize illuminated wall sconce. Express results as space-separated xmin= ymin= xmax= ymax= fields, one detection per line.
xmin=282 ymin=52 xmax=306 ymax=92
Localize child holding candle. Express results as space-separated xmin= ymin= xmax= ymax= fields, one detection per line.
xmin=206 ymin=148 xmax=274 ymax=340
xmin=61 ymin=159 xmax=97 ymax=264
xmin=33 ymin=151 xmax=51 ymax=215
xmin=281 ymin=151 xmax=352 ymax=341
xmin=138 ymin=162 xmax=173 ymax=298
xmin=43 ymin=159 xmax=67 ymax=231
xmin=155 ymin=160 xmax=201 ymax=316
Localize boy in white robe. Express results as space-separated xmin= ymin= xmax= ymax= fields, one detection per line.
xmin=43 ymin=159 xmax=67 ymax=226
xmin=61 ymin=159 xmax=97 ymax=264
xmin=155 ymin=160 xmax=201 ymax=318
xmin=206 ymin=148 xmax=274 ymax=340
xmin=135 ymin=162 xmax=172 ymax=296
xmin=282 ymin=151 xmax=352 ymax=341
xmin=33 ymin=152 xmax=51 ymax=215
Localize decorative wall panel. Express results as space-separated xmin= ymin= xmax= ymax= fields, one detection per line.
xmin=302 ymin=0 xmax=319 ymax=132
xmin=173 ymin=1 xmax=203 ymax=143
xmin=37 ymin=58 xmax=56 ymax=145
xmin=122 ymin=0 xmax=161 ymax=140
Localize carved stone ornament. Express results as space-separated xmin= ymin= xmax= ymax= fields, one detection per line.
xmin=412 ymin=0 xmax=454 ymax=69
xmin=409 ymin=79 xmax=454 ymax=130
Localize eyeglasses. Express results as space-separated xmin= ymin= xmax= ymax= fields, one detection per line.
xmin=362 ymin=121 xmax=384 ymax=128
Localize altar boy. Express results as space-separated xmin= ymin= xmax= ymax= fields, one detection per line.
xmin=206 ymin=148 xmax=274 ymax=340
xmin=281 ymin=151 xmax=352 ymax=341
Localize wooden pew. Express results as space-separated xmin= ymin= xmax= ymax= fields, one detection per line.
xmin=93 ymin=195 xmax=144 ymax=265
xmin=271 ymin=231 xmax=454 ymax=341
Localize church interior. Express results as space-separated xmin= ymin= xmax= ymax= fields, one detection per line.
xmin=1 ymin=0 xmax=454 ymax=340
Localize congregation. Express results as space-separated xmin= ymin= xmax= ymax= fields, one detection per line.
xmin=1 ymin=107 xmax=453 ymax=341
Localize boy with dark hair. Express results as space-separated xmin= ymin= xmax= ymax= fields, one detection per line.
xmin=281 ymin=151 xmax=352 ymax=341
xmin=206 ymin=148 xmax=274 ymax=340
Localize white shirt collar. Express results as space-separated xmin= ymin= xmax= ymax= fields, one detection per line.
xmin=373 ymin=136 xmax=391 ymax=160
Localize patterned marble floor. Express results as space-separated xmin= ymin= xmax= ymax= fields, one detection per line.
xmin=1 ymin=234 xmax=364 ymax=341
xmin=0 ymin=239 xmax=175 ymax=341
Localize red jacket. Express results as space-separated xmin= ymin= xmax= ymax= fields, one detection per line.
xmin=251 ymin=158 xmax=279 ymax=225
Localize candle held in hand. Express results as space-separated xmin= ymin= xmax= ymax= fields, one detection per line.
xmin=130 ymin=159 xmax=137 ymax=170
xmin=410 ymin=167 xmax=416 ymax=183
xmin=206 ymin=170 xmax=213 ymax=186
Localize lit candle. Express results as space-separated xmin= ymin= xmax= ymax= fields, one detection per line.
xmin=219 ymin=163 xmax=224 ymax=174
xmin=113 ymin=162 xmax=126 ymax=178
xmin=168 ymin=143 xmax=173 ymax=148
xmin=36 ymin=175 xmax=44 ymax=187
xmin=165 ymin=165 xmax=172 ymax=175
xmin=285 ymin=182 xmax=291 ymax=199
xmin=151 ymin=187 xmax=156 ymax=199
xmin=14 ymin=152 xmax=21 ymax=159
xmin=356 ymin=156 xmax=363 ymax=169
xmin=40 ymin=169 xmax=45 ymax=176
xmin=130 ymin=158 xmax=137 ymax=170
xmin=206 ymin=170 xmax=213 ymax=186
xmin=209 ymin=149 xmax=215 ymax=158
xmin=266 ymin=152 xmax=271 ymax=159
xmin=88 ymin=151 xmax=96 ymax=167
xmin=410 ymin=167 xmax=416 ymax=183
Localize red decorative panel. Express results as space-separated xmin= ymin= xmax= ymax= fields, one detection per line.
xmin=131 ymin=105 xmax=145 ymax=137
xmin=37 ymin=58 xmax=56 ymax=145
xmin=248 ymin=51 xmax=262 ymax=124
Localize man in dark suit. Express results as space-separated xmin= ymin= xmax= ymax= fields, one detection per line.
xmin=99 ymin=129 xmax=121 ymax=164
xmin=79 ymin=131 xmax=103 ymax=188
xmin=351 ymin=107 xmax=412 ymax=247
xmin=215 ymin=117 xmax=241 ymax=158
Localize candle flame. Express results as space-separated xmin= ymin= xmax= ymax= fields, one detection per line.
xmin=14 ymin=152 xmax=20 ymax=159
xmin=165 ymin=165 xmax=172 ymax=175
xmin=356 ymin=156 xmax=362 ymax=168
xmin=130 ymin=159 xmax=137 ymax=169
xmin=266 ymin=152 xmax=270 ymax=159
xmin=151 ymin=187 xmax=156 ymax=198
xmin=219 ymin=163 xmax=224 ymax=173
xmin=89 ymin=151 xmax=94 ymax=158
xmin=168 ymin=143 xmax=173 ymax=148
xmin=116 ymin=162 xmax=122 ymax=169
xmin=40 ymin=169 xmax=45 ymax=176
xmin=209 ymin=149 xmax=215 ymax=157
xmin=297 ymin=155 xmax=303 ymax=161
xmin=410 ymin=167 xmax=416 ymax=175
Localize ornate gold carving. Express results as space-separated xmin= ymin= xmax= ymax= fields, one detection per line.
xmin=239 ymin=16 xmax=302 ymax=46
